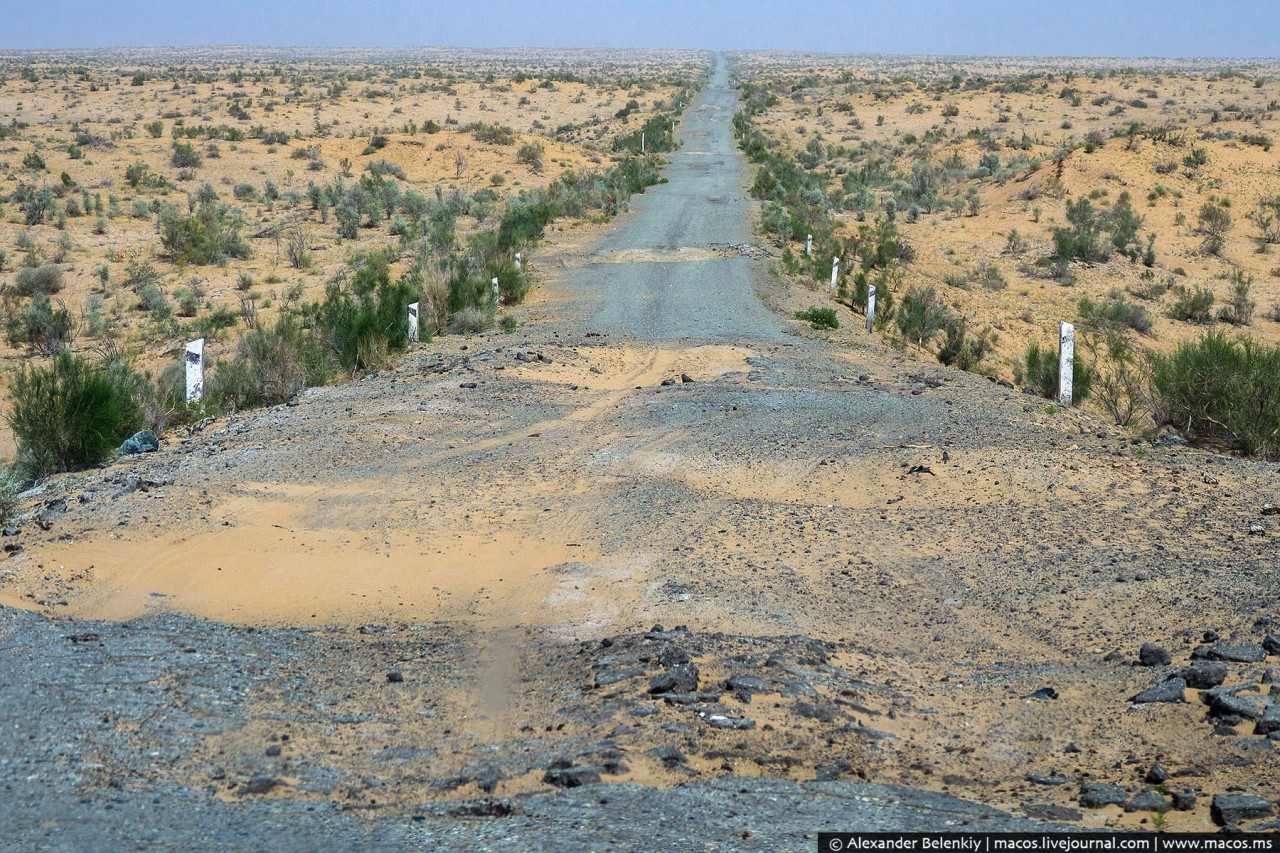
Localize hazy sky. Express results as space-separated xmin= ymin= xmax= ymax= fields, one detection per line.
xmin=3 ymin=0 xmax=1278 ymax=57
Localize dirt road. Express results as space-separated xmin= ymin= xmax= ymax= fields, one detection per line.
xmin=2 ymin=54 xmax=1278 ymax=848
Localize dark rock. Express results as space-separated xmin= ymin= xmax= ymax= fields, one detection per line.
xmin=1171 ymin=791 xmax=1197 ymax=811
xmin=1132 ymin=678 xmax=1185 ymax=704
xmin=1026 ymin=775 xmax=1069 ymax=786
xmin=1255 ymin=703 xmax=1280 ymax=736
xmin=726 ymin=674 xmax=770 ymax=696
xmin=117 ymin=430 xmax=160 ymax=456
xmin=704 ymin=715 xmax=755 ymax=730
xmin=386 ymin=671 xmax=405 ymax=683
xmin=237 ymin=774 xmax=284 ymax=796
xmin=1079 ymin=782 xmax=1128 ymax=809
xmin=1211 ymin=794 xmax=1274 ymax=826
xmin=459 ymin=382 xmax=478 ymax=389
xmin=1145 ymin=764 xmax=1171 ymax=785
xmin=1138 ymin=644 xmax=1172 ymax=667
xmin=657 ymin=646 xmax=690 ymax=667
xmin=1194 ymin=643 xmax=1267 ymax=663
xmin=1177 ymin=662 xmax=1228 ymax=689
xmin=1024 ymin=805 xmax=1084 ymax=822
xmin=680 ymin=373 xmax=694 ymax=384
xmin=661 ymin=692 xmax=723 ymax=705
xmin=1103 ymin=649 xmax=1126 ymax=662
xmin=1125 ymin=789 xmax=1168 ymax=813
xmin=648 ymin=664 xmax=699 ymax=695
xmin=792 ymin=702 xmax=841 ymax=722
xmin=542 ymin=764 xmax=601 ymax=789
xmin=660 ymin=378 xmax=676 ymax=387
xmin=1025 ymin=687 xmax=1058 ymax=700
xmin=645 ymin=746 xmax=686 ymax=768
xmin=594 ymin=667 xmax=646 ymax=688
xmin=815 ymin=759 xmax=855 ymax=781
xmin=265 ymin=745 xmax=282 ymax=757
xmin=1205 ymin=686 xmax=1265 ymax=721
xmin=1264 ymin=635 xmax=1280 ymax=656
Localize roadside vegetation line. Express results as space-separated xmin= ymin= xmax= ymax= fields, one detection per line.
xmin=729 ymin=53 xmax=1280 ymax=458
xmin=1 ymin=54 xmax=712 ymax=483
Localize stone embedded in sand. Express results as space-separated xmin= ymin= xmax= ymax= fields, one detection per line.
xmin=1079 ymin=782 xmax=1128 ymax=809
xmin=1171 ymin=791 xmax=1197 ymax=811
xmin=1204 ymin=686 xmax=1265 ymax=720
xmin=1138 ymin=643 xmax=1171 ymax=667
xmin=542 ymin=763 xmax=602 ymax=788
xmin=1211 ymin=793 xmax=1274 ymax=826
xmin=648 ymin=663 xmax=699 ymax=695
xmin=1176 ymin=662 xmax=1228 ymax=689
xmin=1193 ymin=642 xmax=1267 ymax=663
xmin=1257 ymin=704 xmax=1280 ymax=736
xmin=1125 ymin=789 xmax=1168 ymax=813
xmin=1131 ymin=677 xmax=1185 ymax=704
xmin=1145 ymin=763 xmax=1171 ymax=784
xmin=645 ymin=745 xmax=686 ymax=768
xmin=1263 ymin=635 xmax=1280 ymax=656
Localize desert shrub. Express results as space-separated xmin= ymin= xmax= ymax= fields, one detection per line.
xmin=157 ymin=201 xmax=250 ymax=265
xmin=795 ymin=307 xmax=838 ymax=330
xmin=896 ymin=285 xmax=950 ymax=349
xmin=174 ymin=287 xmax=200 ymax=317
xmin=232 ymin=182 xmax=259 ymax=201
xmin=1017 ymin=340 xmax=1094 ymax=405
xmin=468 ymin=123 xmax=515 ymax=145
xmin=1084 ymin=331 xmax=1150 ymax=427
xmin=449 ymin=305 xmax=493 ymax=334
xmin=309 ymin=253 xmax=419 ymax=372
xmin=1052 ymin=198 xmax=1104 ymax=262
xmin=205 ymin=317 xmax=332 ymax=411
xmin=1217 ymin=271 xmax=1254 ymax=326
xmin=13 ymin=263 xmax=64 ymax=296
xmin=1196 ymin=201 xmax=1232 ymax=255
xmin=1077 ymin=295 xmax=1153 ymax=336
xmin=366 ymin=160 xmax=407 ymax=180
xmin=974 ymin=261 xmax=1006 ymax=291
xmin=1150 ymin=330 xmax=1280 ymax=458
xmin=5 ymin=293 xmax=74 ymax=354
xmin=517 ymin=141 xmax=545 ymax=170
xmin=137 ymin=285 xmax=172 ymax=318
xmin=6 ymin=351 xmax=145 ymax=477
xmin=285 ymin=224 xmax=312 ymax=269
xmin=170 ymin=142 xmax=202 ymax=169
xmin=936 ymin=317 xmax=995 ymax=373
xmin=487 ymin=258 xmax=530 ymax=305
xmin=1169 ymin=284 xmax=1216 ymax=324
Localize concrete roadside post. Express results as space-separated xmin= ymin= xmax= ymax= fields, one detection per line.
xmin=641 ymin=131 xmax=645 ymax=154
xmin=185 ymin=338 xmax=204 ymax=404
xmin=829 ymin=257 xmax=839 ymax=295
xmin=408 ymin=302 xmax=419 ymax=343
xmin=866 ymin=285 xmax=876 ymax=333
xmin=806 ymin=234 xmax=812 ymax=256
xmin=514 ymin=252 xmax=522 ymax=271
xmin=492 ymin=277 xmax=500 ymax=305
xmin=1059 ymin=321 xmax=1074 ymax=407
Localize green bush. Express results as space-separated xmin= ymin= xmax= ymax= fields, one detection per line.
xmin=936 ymin=318 xmax=996 ymax=372
xmin=157 ymin=201 xmax=249 ymax=265
xmin=1018 ymin=339 xmax=1094 ymax=405
xmin=171 ymin=142 xmax=202 ymax=169
xmin=6 ymin=293 xmax=73 ymax=354
xmin=795 ymin=307 xmax=838 ymax=330
xmin=310 ymin=253 xmax=418 ymax=372
xmin=1169 ymin=284 xmax=1216 ymax=324
xmin=6 ymin=351 xmax=145 ymax=477
xmin=1150 ymin=330 xmax=1280 ymax=458
xmin=1077 ymin=295 xmax=1153 ymax=336
xmin=1217 ymin=271 xmax=1254 ymax=326
xmin=13 ymin=263 xmax=64 ymax=296
xmin=206 ymin=317 xmax=332 ymax=411
xmin=896 ymin=285 xmax=950 ymax=349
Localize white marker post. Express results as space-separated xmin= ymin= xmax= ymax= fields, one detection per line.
xmin=491 ymin=277 xmax=500 ymax=305
xmin=806 ymin=234 xmax=812 ymax=256
xmin=185 ymin=338 xmax=204 ymax=404
xmin=408 ymin=302 xmax=419 ymax=343
xmin=1058 ymin=321 xmax=1075 ymax=407
xmin=641 ymin=131 xmax=645 ymax=154
xmin=866 ymin=285 xmax=876 ymax=333
xmin=829 ymin=257 xmax=839 ymax=294
xmin=514 ymin=252 xmax=522 ymax=271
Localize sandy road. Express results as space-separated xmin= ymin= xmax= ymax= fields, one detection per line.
xmin=2 ymin=53 xmax=1279 ymax=847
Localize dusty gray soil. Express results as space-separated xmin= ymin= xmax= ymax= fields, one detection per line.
xmin=1 ymin=55 xmax=1278 ymax=849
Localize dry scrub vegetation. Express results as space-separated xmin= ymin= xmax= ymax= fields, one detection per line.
xmin=0 ymin=47 xmax=709 ymax=473
xmin=731 ymin=52 xmax=1280 ymax=457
